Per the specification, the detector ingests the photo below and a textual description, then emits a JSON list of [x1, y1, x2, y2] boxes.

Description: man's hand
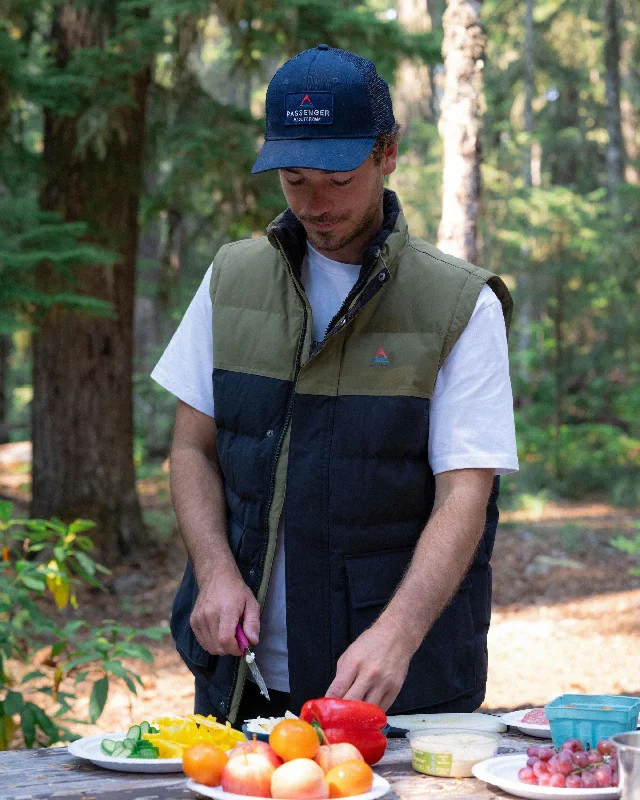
[[325, 621, 413, 711], [190, 569, 261, 657]]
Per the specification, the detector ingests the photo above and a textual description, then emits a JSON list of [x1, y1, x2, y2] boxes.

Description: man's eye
[[332, 178, 353, 187], [285, 178, 304, 186]]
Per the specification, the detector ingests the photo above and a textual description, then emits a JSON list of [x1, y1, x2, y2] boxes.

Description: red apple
[[228, 739, 284, 769], [220, 752, 275, 797], [314, 743, 364, 774], [271, 758, 329, 799]]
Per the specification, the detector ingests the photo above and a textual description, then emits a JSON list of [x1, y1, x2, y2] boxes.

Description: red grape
[[587, 748, 602, 764], [611, 771, 618, 787], [526, 756, 538, 767], [561, 738, 584, 753], [597, 739, 615, 756], [572, 751, 589, 768], [581, 771, 598, 788], [533, 760, 550, 777], [549, 773, 566, 788], [594, 764, 613, 788], [538, 773, 552, 786], [527, 746, 540, 758], [537, 746, 554, 761], [565, 774, 584, 788], [518, 767, 537, 785], [555, 753, 574, 776], [548, 754, 561, 772]]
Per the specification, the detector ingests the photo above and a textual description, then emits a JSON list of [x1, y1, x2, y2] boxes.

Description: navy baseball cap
[[252, 44, 396, 174]]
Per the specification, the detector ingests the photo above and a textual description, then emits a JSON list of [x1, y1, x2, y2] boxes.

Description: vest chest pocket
[[344, 548, 476, 713]]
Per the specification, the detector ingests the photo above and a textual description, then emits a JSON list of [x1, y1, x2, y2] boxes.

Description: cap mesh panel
[[328, 48, 396, 134]]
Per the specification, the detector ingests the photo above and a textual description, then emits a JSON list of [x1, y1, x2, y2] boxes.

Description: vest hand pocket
[[344, 548, 476, 713]]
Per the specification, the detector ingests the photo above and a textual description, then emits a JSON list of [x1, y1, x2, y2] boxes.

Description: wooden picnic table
[[0, 728, 540, 800]]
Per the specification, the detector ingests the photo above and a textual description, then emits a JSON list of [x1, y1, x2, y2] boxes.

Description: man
[[152, 45, 518, 724]]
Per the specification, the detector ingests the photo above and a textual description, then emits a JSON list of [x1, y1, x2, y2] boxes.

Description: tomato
[[269, 719, 320, 762], [326, 759, 374, 798], [182, 742, 229, 786]]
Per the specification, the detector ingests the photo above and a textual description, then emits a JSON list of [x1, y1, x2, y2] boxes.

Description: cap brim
[[251, 137, 376, 174]]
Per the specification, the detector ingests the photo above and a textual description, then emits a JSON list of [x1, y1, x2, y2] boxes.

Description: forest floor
[[1, 441, 640, 740]]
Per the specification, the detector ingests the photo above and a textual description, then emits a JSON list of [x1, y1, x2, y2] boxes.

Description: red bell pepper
[[299, 697, 387, 765]]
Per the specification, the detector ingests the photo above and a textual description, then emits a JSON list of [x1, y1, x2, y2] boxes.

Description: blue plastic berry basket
[[545, 694, 640, 749]]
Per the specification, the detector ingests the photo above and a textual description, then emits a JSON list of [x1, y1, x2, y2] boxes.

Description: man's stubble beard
[[304, 176, 384, 256]]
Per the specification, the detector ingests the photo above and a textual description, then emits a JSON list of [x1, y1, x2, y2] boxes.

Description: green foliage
[[611, 523, 640, 577], [0, 501, 169, 748]]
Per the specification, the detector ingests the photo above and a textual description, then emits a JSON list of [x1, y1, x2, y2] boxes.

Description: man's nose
[[304, 187, 331, 218]]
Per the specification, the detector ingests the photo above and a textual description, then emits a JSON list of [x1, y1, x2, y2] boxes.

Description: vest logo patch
[[371, 348, 390, 366], [285, 92, 334, 125]]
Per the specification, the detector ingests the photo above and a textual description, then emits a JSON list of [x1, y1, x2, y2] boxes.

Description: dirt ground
[[2, 443, 640, 739]]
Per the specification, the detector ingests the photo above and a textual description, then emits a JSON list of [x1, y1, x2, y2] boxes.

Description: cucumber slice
[[122, 737, 138, 749], [119, 745, 133, 758], [139, 721, 151, 734], [127, 724, 141, 740], [131, 748, 159, 759], [111, 742, 126, 757], [100, 739, 117, 755]]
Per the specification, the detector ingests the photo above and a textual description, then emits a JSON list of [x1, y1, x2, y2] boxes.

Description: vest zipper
[[226, 232, 309, 723], [308, 250, 391, 361]]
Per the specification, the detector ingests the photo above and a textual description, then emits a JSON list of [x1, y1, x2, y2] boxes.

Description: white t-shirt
[[152, 243, 519, 692]]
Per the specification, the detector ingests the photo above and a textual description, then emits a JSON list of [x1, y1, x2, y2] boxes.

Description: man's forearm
[[170, 443, 238, 586], [377, 469, 494, 652]]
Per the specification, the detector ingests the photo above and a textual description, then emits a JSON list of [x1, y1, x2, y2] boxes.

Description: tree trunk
[[604, 0, 626, 211], [437, 0, 486, 264], [427, 0, 446, 123], [32, 2, 151, 559], [620, 0, 639, 184], [0, 336, 9, 445], [552, 276, 564, 481], [394, 0, 432, 129], [517, 0, 536, 390]]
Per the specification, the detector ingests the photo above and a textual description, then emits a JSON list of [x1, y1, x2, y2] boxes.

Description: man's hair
[[370, 123, 401, 164]]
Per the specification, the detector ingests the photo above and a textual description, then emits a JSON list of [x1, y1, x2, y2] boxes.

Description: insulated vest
[[171, 191, 513, 722]]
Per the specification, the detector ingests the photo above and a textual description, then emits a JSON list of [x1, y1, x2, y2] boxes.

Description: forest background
[[0, 0, 640, 749]]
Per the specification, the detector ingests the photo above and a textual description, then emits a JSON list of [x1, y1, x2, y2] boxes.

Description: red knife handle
[[235, 624, 249, 655]]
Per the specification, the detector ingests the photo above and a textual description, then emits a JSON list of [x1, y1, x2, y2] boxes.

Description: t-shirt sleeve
[[150, 264, 215, 418], [428, 284, 519, 476]]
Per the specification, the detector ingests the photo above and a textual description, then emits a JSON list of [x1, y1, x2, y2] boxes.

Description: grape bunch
[[518, 738, 618, 789]]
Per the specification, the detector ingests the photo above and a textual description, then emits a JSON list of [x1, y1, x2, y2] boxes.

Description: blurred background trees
[[0, 0, 638, 555]]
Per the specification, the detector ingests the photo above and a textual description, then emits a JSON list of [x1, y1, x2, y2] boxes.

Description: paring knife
[[235, 623, 270, 701]]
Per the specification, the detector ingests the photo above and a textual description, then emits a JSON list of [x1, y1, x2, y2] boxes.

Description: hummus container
[[407, 728, 500, 778]]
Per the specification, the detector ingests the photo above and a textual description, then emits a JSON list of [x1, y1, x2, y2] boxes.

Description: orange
[[182, 742, 229, 786], [326, 759, 374, 798], [269, 719, 320, 762]]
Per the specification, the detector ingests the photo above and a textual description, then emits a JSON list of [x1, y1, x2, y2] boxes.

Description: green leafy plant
[[611, 523, 640, 577], [0, 500, 168, 749]]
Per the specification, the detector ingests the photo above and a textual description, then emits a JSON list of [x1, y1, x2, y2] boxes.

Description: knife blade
[[235, 623, 270, 701]]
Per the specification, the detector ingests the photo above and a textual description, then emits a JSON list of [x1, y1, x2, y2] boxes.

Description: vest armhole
[[438, 269, 488, 371]]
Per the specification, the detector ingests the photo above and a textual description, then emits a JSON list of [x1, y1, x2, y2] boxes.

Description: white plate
[[500, 709, 552, 739], [186, 773, 390, 800], [472, 754, 620, 800], [67, 732, 184, 772]]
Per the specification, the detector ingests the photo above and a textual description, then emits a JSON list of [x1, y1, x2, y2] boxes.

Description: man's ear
[[382, 142, 398, 177]]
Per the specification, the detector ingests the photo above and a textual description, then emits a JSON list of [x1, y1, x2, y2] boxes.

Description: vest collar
[[266, 189, 408, 283]]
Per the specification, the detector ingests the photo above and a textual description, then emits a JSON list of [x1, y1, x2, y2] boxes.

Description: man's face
[[278, 143, 397, 264]]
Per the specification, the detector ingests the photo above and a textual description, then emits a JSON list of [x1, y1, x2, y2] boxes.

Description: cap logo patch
[[285, 92, 334, 125]]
